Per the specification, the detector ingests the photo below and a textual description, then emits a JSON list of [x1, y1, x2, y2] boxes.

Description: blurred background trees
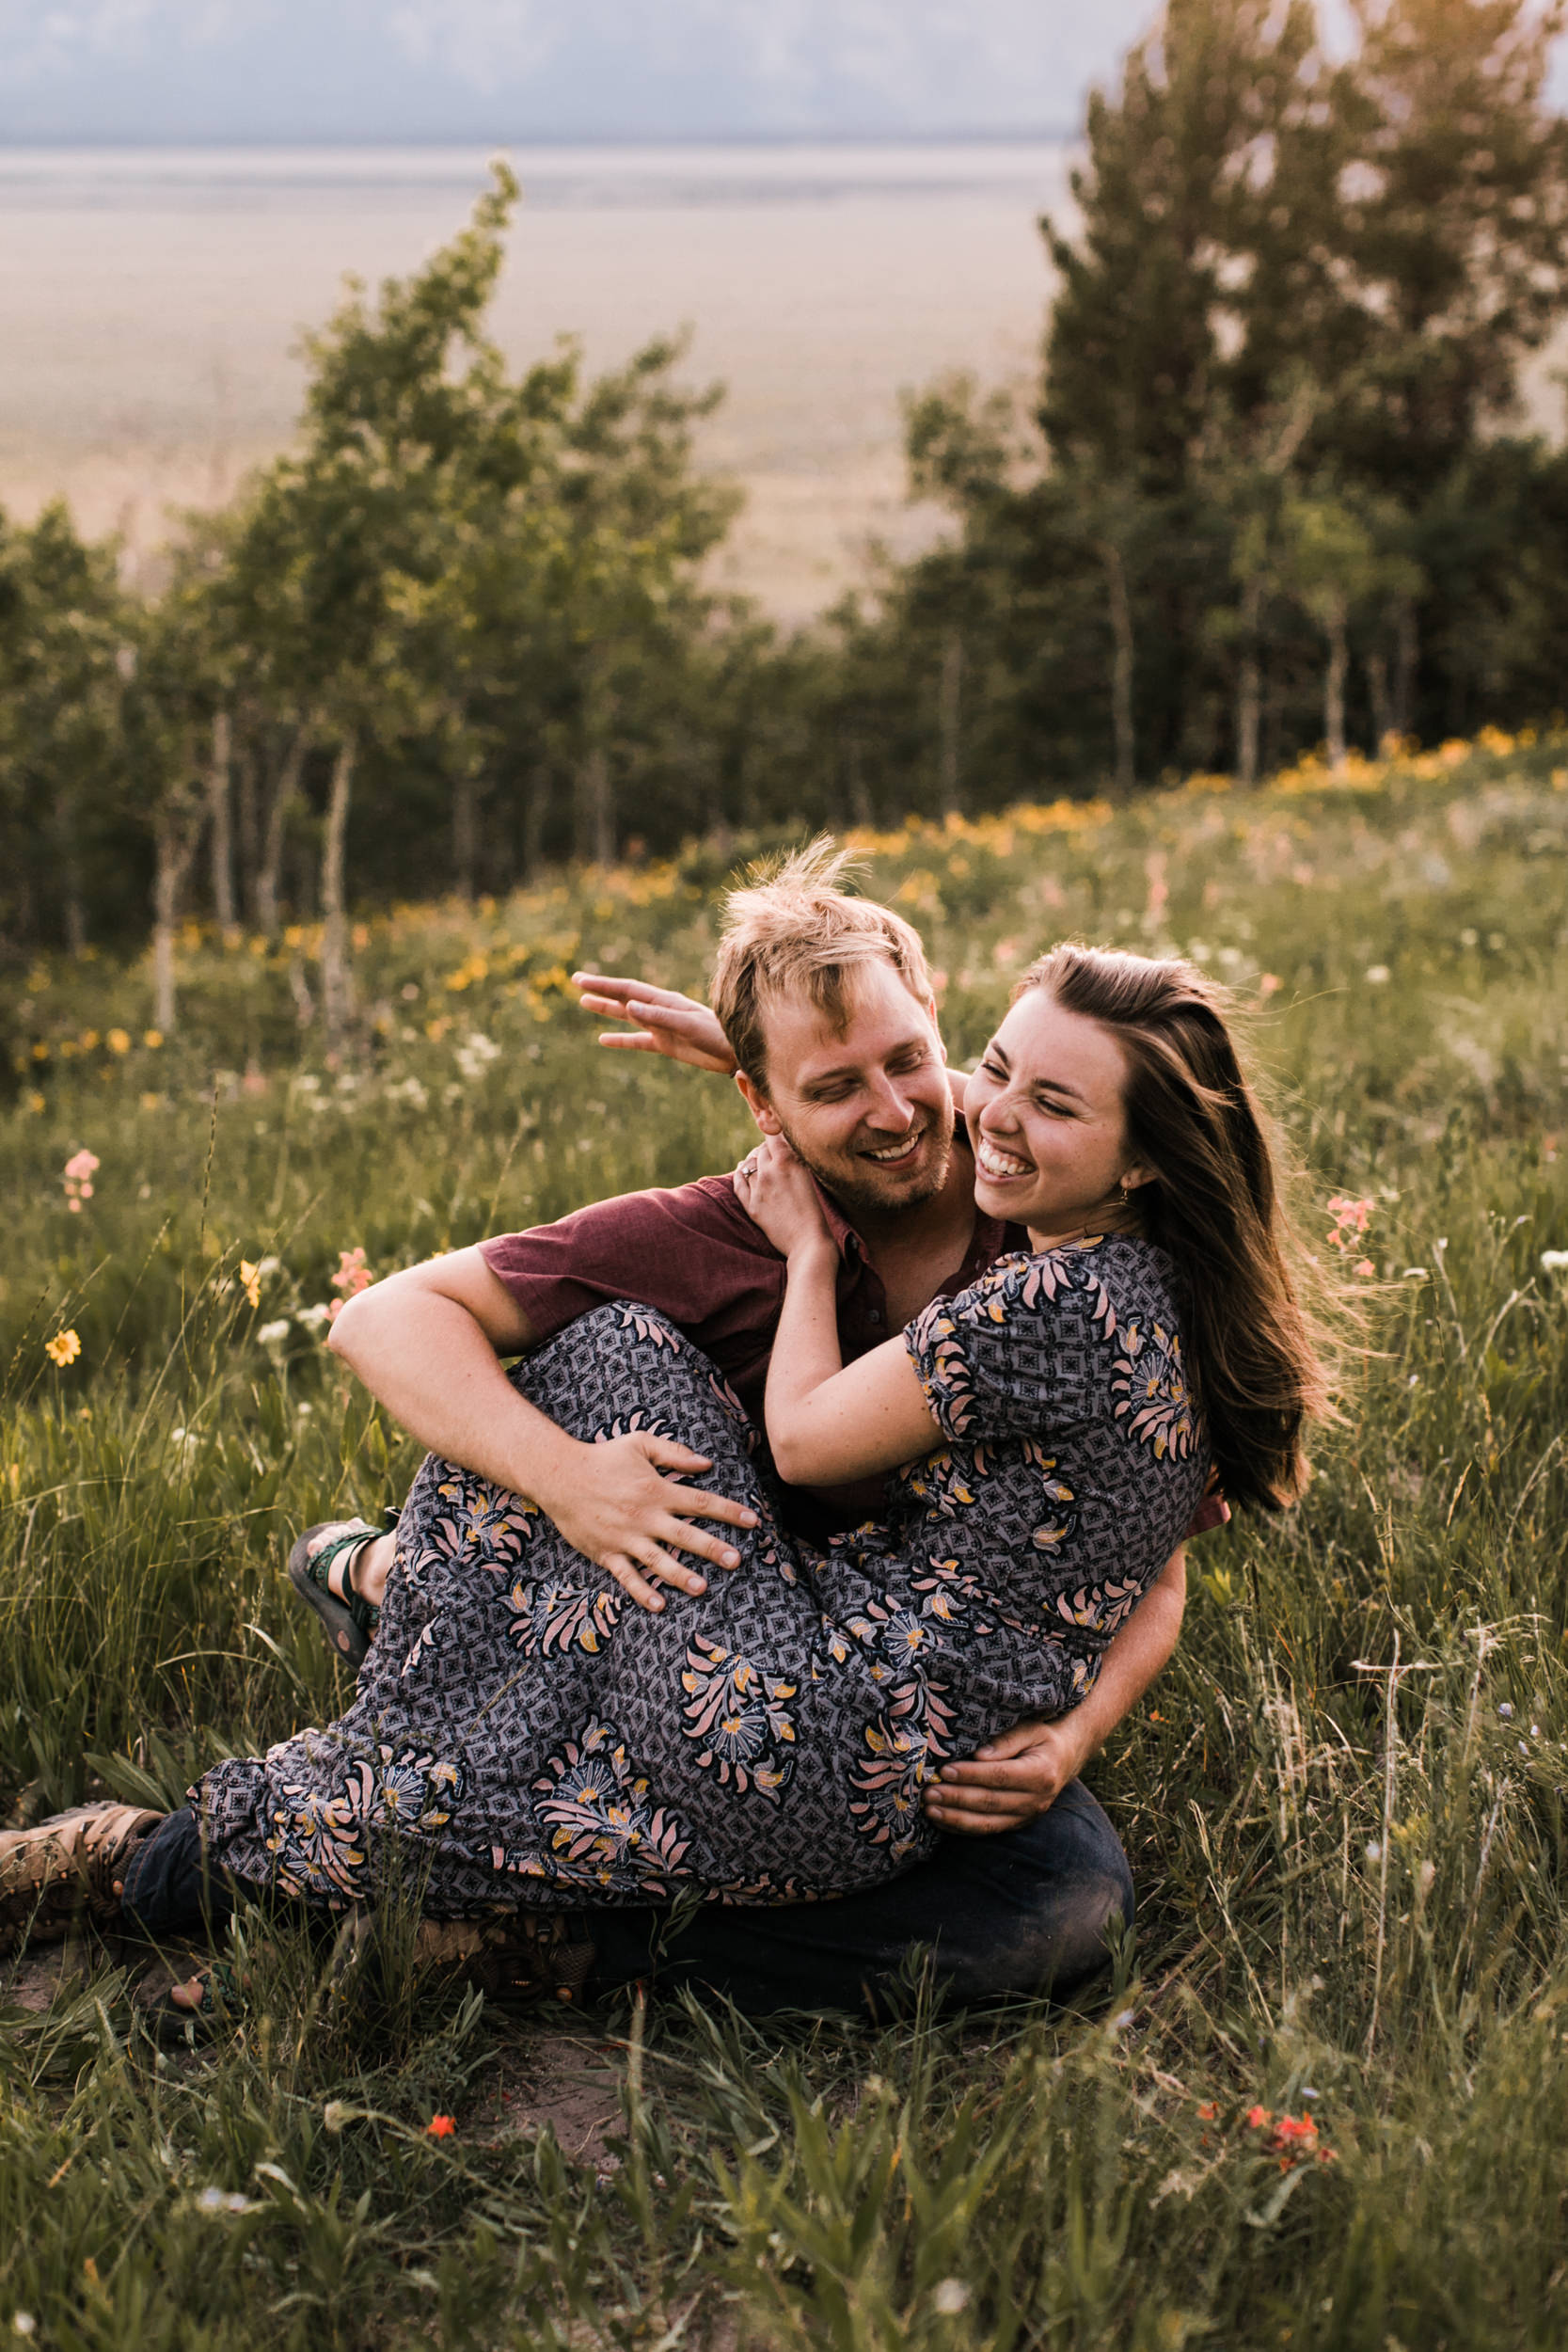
[[5, 0, 1568, 1024]]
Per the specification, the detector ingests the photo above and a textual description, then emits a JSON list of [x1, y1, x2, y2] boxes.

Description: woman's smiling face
[[965, 985, 1149, 1246]]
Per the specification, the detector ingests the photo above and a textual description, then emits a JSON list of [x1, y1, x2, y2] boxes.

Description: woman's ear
[[736, 1070, 784, 1137], [1120, 1164, 1155, 1194]]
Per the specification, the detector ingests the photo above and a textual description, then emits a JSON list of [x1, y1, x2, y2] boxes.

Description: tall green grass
[[2, 739, 1566, 2346]]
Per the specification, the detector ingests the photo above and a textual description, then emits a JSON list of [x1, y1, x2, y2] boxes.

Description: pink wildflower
[[1326, 1195, 1376, 1253], [63, 1149, 100, 1212]]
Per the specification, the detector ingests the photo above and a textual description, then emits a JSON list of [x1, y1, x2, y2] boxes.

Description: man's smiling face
[[738, 959, 956, 1219]]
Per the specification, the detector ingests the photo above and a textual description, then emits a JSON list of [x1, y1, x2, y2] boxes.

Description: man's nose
[[863, 1073, 915, 1129]]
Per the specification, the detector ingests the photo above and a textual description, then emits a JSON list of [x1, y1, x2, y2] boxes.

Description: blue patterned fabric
[[198, 1236, 1208, 1912]]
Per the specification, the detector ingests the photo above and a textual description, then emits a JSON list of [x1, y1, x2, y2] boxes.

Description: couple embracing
[[2, 844, 1328, 2024]]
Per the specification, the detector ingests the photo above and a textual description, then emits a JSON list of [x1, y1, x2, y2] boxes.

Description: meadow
[[2, 735, 1567, 2349]]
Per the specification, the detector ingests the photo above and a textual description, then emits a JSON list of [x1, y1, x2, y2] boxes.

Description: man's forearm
[[1059, 1552, 1186, 1765], [328, 1282, 579, 1508]]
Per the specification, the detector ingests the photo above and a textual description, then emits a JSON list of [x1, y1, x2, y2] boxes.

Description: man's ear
[[736, 1070, 784, 1136]]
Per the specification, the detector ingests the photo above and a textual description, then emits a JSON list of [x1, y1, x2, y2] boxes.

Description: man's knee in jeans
[[941, 1784, 1135, 2004]]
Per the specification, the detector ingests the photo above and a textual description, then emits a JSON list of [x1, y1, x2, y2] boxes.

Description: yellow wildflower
[[106, 1028, 132, 1055], [239, 1260, 262, 1311], [143, 1028, 164, 1050], [45, 1328, 82, 1367]]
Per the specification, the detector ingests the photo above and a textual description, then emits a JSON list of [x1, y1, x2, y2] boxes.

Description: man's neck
[[830, 1144, 979, 1310]]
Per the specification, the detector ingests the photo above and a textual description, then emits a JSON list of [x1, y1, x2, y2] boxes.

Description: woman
[[1, 947, 1329, 1988]]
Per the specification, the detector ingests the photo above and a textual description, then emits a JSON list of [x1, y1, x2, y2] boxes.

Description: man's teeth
[[976, 1137, 1032, 1179], [864, 1134, 921, 1162]]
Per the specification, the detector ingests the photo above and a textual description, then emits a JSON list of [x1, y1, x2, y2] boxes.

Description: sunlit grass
[[1, 733, 1566, 2346]]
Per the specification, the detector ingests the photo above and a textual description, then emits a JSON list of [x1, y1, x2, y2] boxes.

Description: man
[[310, 843, 1213, 2016]]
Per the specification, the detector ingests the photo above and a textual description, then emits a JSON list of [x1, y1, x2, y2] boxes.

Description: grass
[[1, 731, 1566, 2348]]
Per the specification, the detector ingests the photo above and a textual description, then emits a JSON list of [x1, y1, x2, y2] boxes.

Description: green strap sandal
[[287, 1516, 393, 1670]]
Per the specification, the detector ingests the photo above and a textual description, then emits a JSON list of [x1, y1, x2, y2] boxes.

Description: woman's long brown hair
[[1014, 944, 1332, 1511]]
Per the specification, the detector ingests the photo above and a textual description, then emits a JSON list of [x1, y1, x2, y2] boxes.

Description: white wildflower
[[257, 1319, 292, 1348], [1541, 1250, 1568, 1274], [932, 2280, 971, 2315], [1365, 964, 1390, 984], [296, 1303, 331, 1331]]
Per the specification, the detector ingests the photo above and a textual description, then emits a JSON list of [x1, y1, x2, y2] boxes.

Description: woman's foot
[[0, 1803, 163, 1953], [287, 1519, 394, 1669]]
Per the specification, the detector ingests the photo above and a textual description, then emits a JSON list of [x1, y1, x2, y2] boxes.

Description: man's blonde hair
[[711, 837, 934, 1089]]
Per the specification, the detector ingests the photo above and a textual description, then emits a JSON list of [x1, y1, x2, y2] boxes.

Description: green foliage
[[1, 746, 1566, 2345]]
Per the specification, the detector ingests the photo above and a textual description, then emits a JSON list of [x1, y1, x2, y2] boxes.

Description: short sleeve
[[905, 1251, 1117, 1445]]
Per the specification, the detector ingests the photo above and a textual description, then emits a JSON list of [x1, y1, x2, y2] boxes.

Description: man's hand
[[922, 1716, 1090, 1835], [573, 973, 737, 1074], [544, 1429, 760, 1616]]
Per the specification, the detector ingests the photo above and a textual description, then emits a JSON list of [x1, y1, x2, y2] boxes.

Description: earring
[[1118, 1182, 1131, 1207]]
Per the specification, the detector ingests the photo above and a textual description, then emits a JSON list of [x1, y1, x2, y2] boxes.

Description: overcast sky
[[0, 1, 1162, 142]]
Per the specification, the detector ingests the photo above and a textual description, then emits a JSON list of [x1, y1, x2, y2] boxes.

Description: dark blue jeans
[[120, 1778, 1132, 2018]]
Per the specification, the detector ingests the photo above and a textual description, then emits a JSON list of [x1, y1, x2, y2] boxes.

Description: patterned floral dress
[[199, 1235, 1209, 1913]]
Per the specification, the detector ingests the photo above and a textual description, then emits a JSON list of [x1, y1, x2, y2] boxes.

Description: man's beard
[[776, 1102, 956, 1223]]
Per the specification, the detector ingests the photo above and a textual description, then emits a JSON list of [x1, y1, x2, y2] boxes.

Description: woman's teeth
[[976, 1136, 1032, 1180]]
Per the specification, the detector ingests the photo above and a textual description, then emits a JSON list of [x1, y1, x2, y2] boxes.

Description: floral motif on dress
[[497, 1718, 696, 1896], [415, 1472, 540, 1578], [1111, 1322, 1196, 1460], [847, 1677, 957, 1855], [507, 1577, 624, 1658], [261, 1746, 465, 1902], [680, 1633, 797, 1797]]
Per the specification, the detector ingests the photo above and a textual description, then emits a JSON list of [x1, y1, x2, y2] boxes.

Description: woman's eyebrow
[[1031, 1073, 1088, 1104]]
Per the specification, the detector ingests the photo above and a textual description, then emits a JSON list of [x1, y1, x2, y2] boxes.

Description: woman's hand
[[543, 1430, 760, 1616], [573, 973, 737, 1074], [734, 1135, 834, 1262]]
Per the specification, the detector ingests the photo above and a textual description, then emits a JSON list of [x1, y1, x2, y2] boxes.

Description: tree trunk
[[320, 739, 356, 1054], [522, 768, 548, 879], [1097, 539, 1135, 793], [1236, 575, 1263, 789], [207, 707, 235, 929], [150, 803, 202, 1035], [452, 765, 479, 902], [1367, 651, 1393, 753], [581, 744, 615, 867], [1392, 596, 1418, 740], [844, 734, 873, 829], [938, 631, 964, 818], [258, 725, 309, 937], [1325, 602, 1349, 769], [235, 738, 260, 924], [59, 792, 87, 956]]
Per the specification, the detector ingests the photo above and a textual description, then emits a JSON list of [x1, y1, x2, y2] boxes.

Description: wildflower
[[106, 1027, 131, 1055], [297, 1302, 331, 1332], [426, 2114, 456, 2138], [143, 1028, 163, 1049], [1354, 1258, 1375, 1279], [62, 1148, 100, 1211], [1498, 1702, 1514, 1721], [45, 1328, 82, 1367], [1196, 2101, 1218, 2121], [1365, 964, 1390, 984], [257, 1319, 292, 1347], [1244, 2106, 1273, 2131], [239, 1260, 262, 1311], [326, 1248, 374, 1323], [1541, 1250, 1568, 1275], [13, 2315, 37, 2339], [1326, 1196, 1375, 1253], [932, 2281, 970, 2315], [1258, 972, 1281, 997]]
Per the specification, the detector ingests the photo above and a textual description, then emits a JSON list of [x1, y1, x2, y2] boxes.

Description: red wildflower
[[426, 2114, 456, 2138]]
